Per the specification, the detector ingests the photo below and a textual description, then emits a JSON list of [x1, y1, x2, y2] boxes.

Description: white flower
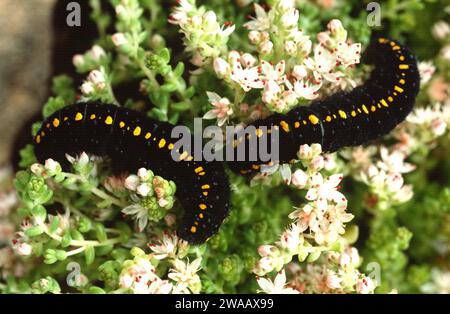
[[377, 147, 415, 174], [260, 60, 287, 85], [323, 154, 337, 171], [125, 175, 140, 191], [169, 0, 195, 25], [87, 70, 106, 89], [291, 169, 308, 189], [304, 44, 340, 83], [30, 163, 44, 175], [90, 45, 105, 61], [136, 183, 151, 197], [290, 79, 322, 100], [148, 232, 188, 260], [256, 270, 299, 294], [326, 271, 342, 289], [81, 82, 94, 95], [418, 61, 436, 85], [44, 159, 59, 173], [306, 173, 346, 211], [15, 243, 32, 256], [335, 41, 361, 67], [213, 57, 230, 77], [297, 144, 323, 162], [258, 245, 277, 257], [292, 65, 307, 80], [122, 204, 148, 231], [148, 279, 173, 294], [285, 40, 297, 55], [119, 256, 159, 293], [260, 40, 274, 54], [356, 277, 375, 294], [248, 30, 261, 44], [441, 45, 450, 62], [112, 33, 128, 46], [158, 198, 169, 208], [431, 117, 447, 136], [137, 168, 150, 181], [72, 54, 84, 67], [278, 0, 295, 10], [241, 53, 257, 67], [227, 52, 264, 92], [432, 21, 450, 40], [421, 269, 450, 294], [281, 8, 299, 28], [204, 92, 234, 126], [168, 258, 202, 294], [289, 204, 319, 232], [277, 224, 302, 252], [328, 19, 345, 36], [244, 4, 270, 31]]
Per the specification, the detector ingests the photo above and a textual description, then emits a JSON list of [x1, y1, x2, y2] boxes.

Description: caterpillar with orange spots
[[34, 101, 230, 244], [227, 36, 420, 175], [33, 36, 419, 244]]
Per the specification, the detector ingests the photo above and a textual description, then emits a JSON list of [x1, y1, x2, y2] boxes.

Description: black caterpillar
[[34, 37, 420, 244]]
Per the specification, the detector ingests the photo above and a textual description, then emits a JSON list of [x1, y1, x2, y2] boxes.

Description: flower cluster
[[287, 248, 376, 294], [169, 0, 235, 67], [253, 144, 360, 290], [122, 168, 176, 231], [358, 147, 414, 210], [118, 234, 202, 294], [170, 0, 362, 119]]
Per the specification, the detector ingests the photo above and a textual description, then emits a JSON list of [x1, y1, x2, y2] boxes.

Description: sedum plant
[[0, 0, 449, 294]]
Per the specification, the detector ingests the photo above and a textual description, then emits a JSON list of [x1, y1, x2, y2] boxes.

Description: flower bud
[[298, 144, 312, 160], [16, 243, 32, 256], [309, 156, 325, 171], [328, 19, 344, 35], [112, 33, 128, 46], [259, 32, 270, 42], [158, 198, 169, 208], [248, 31, 260, 44], [88, 70, 106, 89], [241, 53, 257, 67], [258, 245, 276, 257], [356, 277, 375, 294], [30, 163, 44, 176], [81, 82, 94, 95], [284, 41, 297, 55], [278, 0, 295, 10], [44, 159, 60, 174], [90, 45, 105, 61], [125, 175, 140, 191], [115, 5, 126, 17], [213, 57, 230, 77], [137, 168, 150, 181], [281, 8, 299, 28], [291, 169, 308, 189], [78, 152, 90, 168], [203, 11, 217, 26], [432, 21, 450, 40], [431, 118, 446, 136], [137, 183, 151, 197], [292, 65, 307, 80], [326, 272, 342, 289], [72, 54, 84, 67]]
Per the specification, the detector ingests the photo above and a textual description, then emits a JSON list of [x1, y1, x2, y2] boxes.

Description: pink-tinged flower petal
[[316, 197, 328, 212], [306, 188, 318, 201], [326, 173, 343, 188]]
